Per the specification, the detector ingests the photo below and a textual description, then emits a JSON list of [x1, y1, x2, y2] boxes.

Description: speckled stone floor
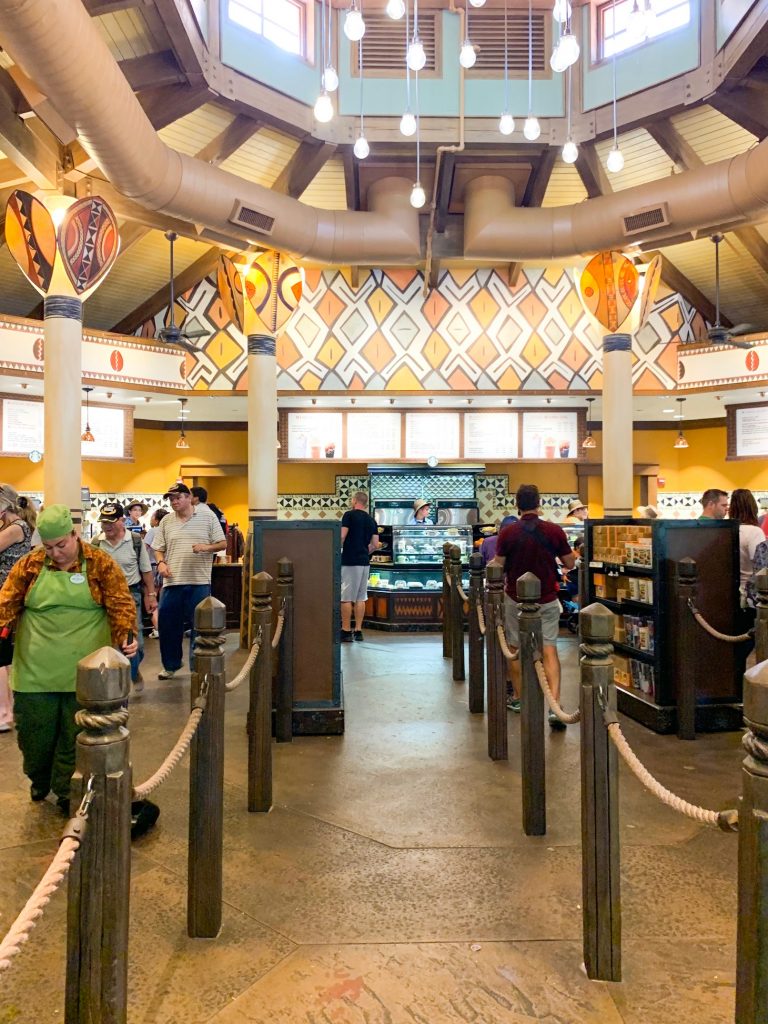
[[0, 630, 744, 1023]]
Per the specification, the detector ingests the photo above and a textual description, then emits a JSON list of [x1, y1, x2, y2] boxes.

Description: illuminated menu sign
[[464, 412, 519, 458], [735, 405, 768, 458], [346, 413, 401, 459], [286, 412, 343, 459], [2, 398, 129, 460], [405, 412, 460, 459], [521, 412, 578, 459]]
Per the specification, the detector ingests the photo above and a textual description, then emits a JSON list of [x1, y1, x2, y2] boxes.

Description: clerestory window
[[600, 0, 691, 58], [228, 0, 308, 58]]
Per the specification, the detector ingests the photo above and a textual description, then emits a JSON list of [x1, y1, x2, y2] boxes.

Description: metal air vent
[[622, 204, 670, 236], [229, 200, 275, 236], [470, 13, 547, 72], [352, 14, 438, 74]]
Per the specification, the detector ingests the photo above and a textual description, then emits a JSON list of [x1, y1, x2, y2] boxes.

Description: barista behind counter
[[410, 499, 432, 525]]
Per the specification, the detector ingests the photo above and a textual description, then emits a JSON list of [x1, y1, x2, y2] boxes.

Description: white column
[[44, 295, 83, 529], [247, 333, 277, 521], [602, 333, 633, 518]]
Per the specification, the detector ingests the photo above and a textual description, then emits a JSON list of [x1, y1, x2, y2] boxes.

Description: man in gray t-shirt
[[152, 483, 226, 679]]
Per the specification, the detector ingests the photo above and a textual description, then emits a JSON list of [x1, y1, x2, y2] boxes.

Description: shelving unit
[[585, 518, 742, 733]]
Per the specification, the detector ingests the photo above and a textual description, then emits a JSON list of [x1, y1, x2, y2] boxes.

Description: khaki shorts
[[341, 565, 370, 603], [504, 595, 562, 647]]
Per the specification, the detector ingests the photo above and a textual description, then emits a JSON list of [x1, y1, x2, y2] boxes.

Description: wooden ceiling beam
[[195, 114, 260, 166], [646, 250, 731, 328], [708, 88, 768, 139], [433, 152, 456, 235], [646, 120, 703, 171], [272, 139, 338, 199], [83, 0, 138, 13], [0, 70, 60, 188], [508, 262, 524, 288], [137, 83, 210, 132], [118, 51, 186, 92], [733, 225, 768, 276], [342, 146, 359, 211], [0, 158, 29, 188], [521, 148, 557, 208], [111, 245, 223, 336], [4, 65, 77, 145], [574, 141, 612, 198]]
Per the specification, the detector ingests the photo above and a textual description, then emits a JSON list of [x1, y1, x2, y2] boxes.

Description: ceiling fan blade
[[181, 328, 209, 339], [723, 338, 756, 350], [729, 323, 758, 337]]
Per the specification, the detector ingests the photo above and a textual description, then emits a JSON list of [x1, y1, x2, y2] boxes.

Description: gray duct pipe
[[0, 0, 420, 264], [3, 0, 768, 262]]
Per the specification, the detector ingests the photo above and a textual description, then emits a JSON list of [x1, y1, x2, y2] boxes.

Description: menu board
[[405, 412, 460, 459], [521, 412, 578, 459], [346, 413, 401, 459], [2, 399, 129, 459], [286, 412, 343, 459], [735, 405, 768, 458], [464, 412, 519, 458]]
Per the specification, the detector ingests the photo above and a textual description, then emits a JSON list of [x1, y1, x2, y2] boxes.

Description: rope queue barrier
[[455, 581, 469, 604], [225, 627, 263, 692], [532, 649, 581, 725], [476, 600, 486, 636], [0, 778, 96, 972], [133, 677, 209, 800], [688, 598, 753, 643], [496, 623, 519, 662], [271, 598, 286, 649], [467, 552, 485, 714], [449, 545, 466, 683]]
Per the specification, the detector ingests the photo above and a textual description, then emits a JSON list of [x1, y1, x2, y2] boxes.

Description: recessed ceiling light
[[663, 408, 674, 413]]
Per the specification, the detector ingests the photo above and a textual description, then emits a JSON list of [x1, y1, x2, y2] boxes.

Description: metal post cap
[[251, 571, 273, 594], [677, 557, 697, 581], [277, 557, 293, 577], [516, 571, 541, 600], [77, 646, 130, 705], [580, 602, 616, 639], [194, 595, 227, 630], [743, 660, 768, 729]]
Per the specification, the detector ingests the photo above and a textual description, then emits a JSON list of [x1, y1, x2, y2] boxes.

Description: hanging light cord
[[358, 1, 364, 129], [415, 65, 421, 183], [405, 0, 411, 108], [320, 0, 326, 84], [611, 0, 618, 147], [503, 0, 509, 112], [527, 0, 533, 113], [566, 64, 572, 140]]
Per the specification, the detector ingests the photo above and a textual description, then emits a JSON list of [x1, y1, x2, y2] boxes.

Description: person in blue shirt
[[410, 499, 431, 525]]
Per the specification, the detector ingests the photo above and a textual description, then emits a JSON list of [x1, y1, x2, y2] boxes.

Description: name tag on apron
[[69, 573, 85, 584]]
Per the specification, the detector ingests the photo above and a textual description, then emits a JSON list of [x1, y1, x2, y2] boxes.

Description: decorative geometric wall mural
[[136, 265, 704, 393]]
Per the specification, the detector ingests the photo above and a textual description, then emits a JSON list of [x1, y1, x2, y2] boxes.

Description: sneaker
[[148, 629, 159, 639], [131, 799, 160, 840], [133, 671, 145, 694], [506, 696, 521, 713], [158, 668, 176, 679], [0, 722, 12, 733], [340, 630, 354, 643], [30, 786, 48, 802], [353, 630, 364, 641], [548, 710, 567, 731], [56, 797, 70, 816]]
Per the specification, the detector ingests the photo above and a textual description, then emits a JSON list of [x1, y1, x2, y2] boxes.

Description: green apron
[[13, 559, 112, 693]]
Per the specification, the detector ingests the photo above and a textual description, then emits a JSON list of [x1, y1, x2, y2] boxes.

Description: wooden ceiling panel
[[219, 127, 301, 186], [94, 9, 161, 61], [158, 104, 236, 157], [540, 161, 587, 208], [298, 156, 349, 211], [670, 105, 758, 164], [593, 128, 673, 191]]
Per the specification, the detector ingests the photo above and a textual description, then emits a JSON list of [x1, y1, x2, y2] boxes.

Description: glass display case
[[391, 525, 473, 565]]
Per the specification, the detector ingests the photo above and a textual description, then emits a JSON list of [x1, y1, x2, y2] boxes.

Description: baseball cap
[[37, 504, 74, 541], [99, 501, 124, 523], [163, 483, 191, 499]]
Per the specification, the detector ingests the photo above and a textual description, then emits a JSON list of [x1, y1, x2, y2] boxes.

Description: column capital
[[44, 295, 83, 320], [603, 333, 632, 353], [247, 333, 276, 356]]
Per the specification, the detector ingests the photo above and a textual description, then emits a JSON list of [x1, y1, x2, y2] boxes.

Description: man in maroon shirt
[[492, 484, 576, 729]]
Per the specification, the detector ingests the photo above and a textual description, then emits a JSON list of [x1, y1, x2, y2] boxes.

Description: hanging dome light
[[606, 145, 625, 173], [385, 0, 405, 17], [499, 112, 515, 136], [322, 65, 339, 92], [313, 91, 334, 122], [459, 39, 476, 69], [469, 0, 487, 5], [549, 41, 568, 73], [343, 3, 366, 41], [410, 182, 426, 209], [562, 138, 578, 163], [399, 110, 417, 137], [558, 32, 580, 67], [81, 386, 95, 443], [407, 36, 427, 71], [353, 132, 370, 159], [523, 115, 542, 141], [552, 0, 572, 23]]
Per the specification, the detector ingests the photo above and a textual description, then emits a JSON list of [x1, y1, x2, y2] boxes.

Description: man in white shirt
[[97, 502, 158, 693], [152, 483, 226, 679]]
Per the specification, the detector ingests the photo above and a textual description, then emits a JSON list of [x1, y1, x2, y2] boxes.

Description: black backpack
[[92, 531, 145, 574]]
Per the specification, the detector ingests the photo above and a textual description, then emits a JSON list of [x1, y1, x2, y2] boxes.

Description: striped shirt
[[152, 507, 225, 586]]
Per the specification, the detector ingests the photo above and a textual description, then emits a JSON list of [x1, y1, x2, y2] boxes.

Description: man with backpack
[[492, 484, 576, 730], [95, 502, 158, 693]]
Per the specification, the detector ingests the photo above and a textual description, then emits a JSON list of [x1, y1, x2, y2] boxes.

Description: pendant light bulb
[[400, 110, 417, 136], [523, 115, 542, 140], [562, 138, 578, 163], [313, 91, 334, 123], [627, 0, 647, 40], [552, 0, 572, 22], [407, 37, 427, 71], [549, 41, 568, 73], [343, 4, 366, 41], [606, 145, 625, 173], [322, 65, 339, 92], [353, 132, 370, 159], [459, 39, 477, 69], [386, 0, 405, 17], [558, 32, 580, 67], [499, 112, 515, 136], [410, 182, 426, 209], [468, 0, 487, 6]]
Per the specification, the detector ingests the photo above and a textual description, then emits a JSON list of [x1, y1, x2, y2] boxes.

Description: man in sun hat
[[410, 498, 432, 525], [0, 504, 137, 815], [567, 498, 588, 522]]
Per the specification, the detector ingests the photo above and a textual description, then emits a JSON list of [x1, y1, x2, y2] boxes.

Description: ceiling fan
[[706, 234, 757, 349], [156, 231, 209, 352]]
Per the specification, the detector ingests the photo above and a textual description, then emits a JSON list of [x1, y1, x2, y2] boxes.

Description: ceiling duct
[[622, 204, 670, 236], [229, 201, 276, 237]]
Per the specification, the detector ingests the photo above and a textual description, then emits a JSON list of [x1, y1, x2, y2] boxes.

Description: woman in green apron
[[0, 505, 137, 814]]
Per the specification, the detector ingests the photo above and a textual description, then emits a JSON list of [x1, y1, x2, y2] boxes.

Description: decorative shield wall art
[[4, 190, 56, 294], [638, 253, 663, 328], [246, 251, 303, 334], [59, 197, 120, 295], [217, 255, 246, 333], [578, 251, 639, 333]]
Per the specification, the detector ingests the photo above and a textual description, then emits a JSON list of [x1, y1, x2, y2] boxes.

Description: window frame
[[226, 0, 314, 64], [596, 0, 692, 61]]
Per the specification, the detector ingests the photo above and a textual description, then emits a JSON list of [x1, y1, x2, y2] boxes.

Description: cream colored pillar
[[247, 334, 278, 521], [43, 296, 85, 527], [602, 333, 634, 517]]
